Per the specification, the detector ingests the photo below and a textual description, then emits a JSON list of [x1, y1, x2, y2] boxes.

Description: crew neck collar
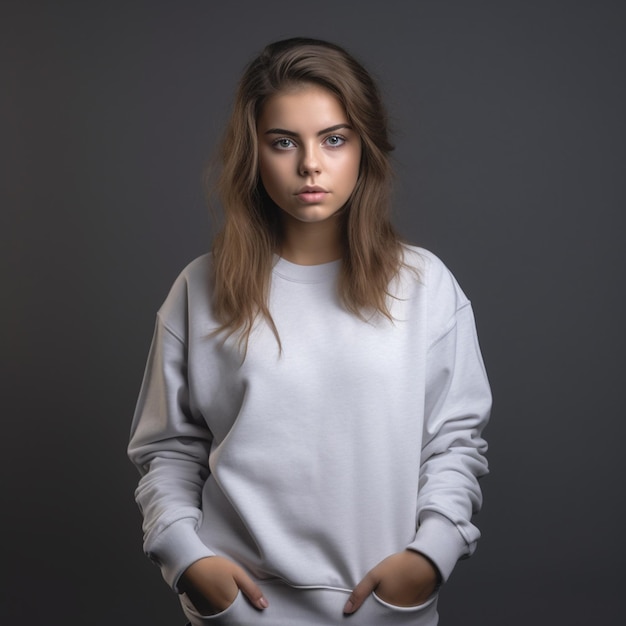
[[272, 255, 341, 283]]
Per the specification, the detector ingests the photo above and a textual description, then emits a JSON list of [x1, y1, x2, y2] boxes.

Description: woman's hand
[[179, 556, 269, 615], [344, 550, 440, 614]]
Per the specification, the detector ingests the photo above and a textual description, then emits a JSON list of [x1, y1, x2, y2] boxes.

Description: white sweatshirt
[[127, 246, 491, 624]]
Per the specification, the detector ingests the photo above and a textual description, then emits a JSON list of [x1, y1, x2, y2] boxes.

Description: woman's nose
[[298, 145, 321, 176]]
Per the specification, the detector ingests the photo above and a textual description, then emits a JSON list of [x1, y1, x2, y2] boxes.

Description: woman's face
[[257, 84, 361, 226]]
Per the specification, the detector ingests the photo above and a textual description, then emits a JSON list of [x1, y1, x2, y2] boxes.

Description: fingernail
[[259, 596, 269, 609], [344, 600, 354, 613]]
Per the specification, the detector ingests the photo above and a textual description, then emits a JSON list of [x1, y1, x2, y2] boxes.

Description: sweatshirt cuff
[[146, 518, 215, 591], [406, 511, 469, 583]]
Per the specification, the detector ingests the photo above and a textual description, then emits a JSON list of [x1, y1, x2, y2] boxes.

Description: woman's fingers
[[232, 567, 269, 610], [180, 556, 268, 613], [343, 570, 378, 614], [344, 550, 440, 614]]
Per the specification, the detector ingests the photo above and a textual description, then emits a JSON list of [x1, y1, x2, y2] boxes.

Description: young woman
[[128, 37, 491, 626]]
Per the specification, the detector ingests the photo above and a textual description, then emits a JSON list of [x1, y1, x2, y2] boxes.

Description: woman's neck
[[279, 215, 343, 265]]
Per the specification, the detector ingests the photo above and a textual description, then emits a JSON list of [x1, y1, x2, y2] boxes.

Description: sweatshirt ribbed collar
[[272, 255, 341, 284]]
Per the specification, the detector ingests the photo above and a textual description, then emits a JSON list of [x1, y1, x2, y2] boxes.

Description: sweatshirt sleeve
[[127, 310, 215, 591], [407, 262, 492, 582]]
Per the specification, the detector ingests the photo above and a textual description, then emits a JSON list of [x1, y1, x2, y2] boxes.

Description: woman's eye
[[325, 135, 345, 147], [274, 138, 295, 149]]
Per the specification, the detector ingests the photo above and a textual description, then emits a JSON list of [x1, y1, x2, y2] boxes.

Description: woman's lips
[[296, 187, 328, 203], [296, 191, 328, 203]]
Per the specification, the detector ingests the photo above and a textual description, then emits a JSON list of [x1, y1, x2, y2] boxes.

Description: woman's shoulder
[[399, 244, 470, 309], [177, 252, 213, 285], [401, 244, 454, 283], [156, 252, 214, 331], [162, 252, 212, 298]]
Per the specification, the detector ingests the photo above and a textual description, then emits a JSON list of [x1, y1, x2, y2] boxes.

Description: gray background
[[2, 1, 624, 624]]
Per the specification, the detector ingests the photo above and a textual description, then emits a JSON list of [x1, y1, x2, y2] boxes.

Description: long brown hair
[[211, 37, 407, 350]]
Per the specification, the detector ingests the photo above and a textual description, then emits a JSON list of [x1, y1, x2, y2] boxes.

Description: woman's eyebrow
[[263, 123, 353, 137]]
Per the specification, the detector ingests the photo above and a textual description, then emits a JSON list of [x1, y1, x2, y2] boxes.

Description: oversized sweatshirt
[[127, 246, 491, 625]]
